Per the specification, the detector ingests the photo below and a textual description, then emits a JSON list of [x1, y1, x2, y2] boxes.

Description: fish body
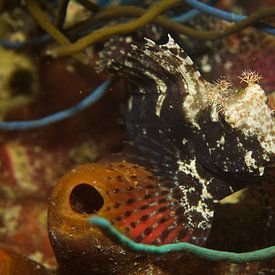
[[97, 35, 275, 246]]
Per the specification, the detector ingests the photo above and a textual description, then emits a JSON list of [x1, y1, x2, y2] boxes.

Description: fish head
[[196, 74, 274, 178]]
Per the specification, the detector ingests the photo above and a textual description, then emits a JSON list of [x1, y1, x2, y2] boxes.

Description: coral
[[48, 162, 162, 274], [0, 1, 274, 274], [238, 70, 263, 86], [0, 247, 50, 275], [0, 48, 38, 119], [48, 161, 275, 273], [0, 51, 125, 272]]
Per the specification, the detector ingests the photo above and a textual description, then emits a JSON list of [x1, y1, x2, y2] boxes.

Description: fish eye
[[218, 113, 235, 133]]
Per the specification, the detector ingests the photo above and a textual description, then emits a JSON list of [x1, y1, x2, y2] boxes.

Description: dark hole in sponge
[[70, 184, 104, 214], [9, 68, 34, 96]]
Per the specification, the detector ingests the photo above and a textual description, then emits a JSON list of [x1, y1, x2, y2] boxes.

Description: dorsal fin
[[98, 35, 202, 88], [98, 35, 209, 126]]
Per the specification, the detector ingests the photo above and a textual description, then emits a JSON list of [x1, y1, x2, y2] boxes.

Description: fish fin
[[98, 135, 217, 245], [97, 160, 213, 246], [97, 35, 202, 95], [126, 135, 235, 199]]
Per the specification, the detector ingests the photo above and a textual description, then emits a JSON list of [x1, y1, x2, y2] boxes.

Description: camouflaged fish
[[96, 35, 275, 246]]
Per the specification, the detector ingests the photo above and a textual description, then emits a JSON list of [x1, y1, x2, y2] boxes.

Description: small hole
[[70, 184, 104, 214], [9, 68, 34, 96]]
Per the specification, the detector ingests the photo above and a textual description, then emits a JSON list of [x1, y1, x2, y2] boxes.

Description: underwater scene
[[0, 0, 274, 274]]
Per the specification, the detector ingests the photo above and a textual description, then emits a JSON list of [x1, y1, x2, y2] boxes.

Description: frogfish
[[93, 35, 274, 246]]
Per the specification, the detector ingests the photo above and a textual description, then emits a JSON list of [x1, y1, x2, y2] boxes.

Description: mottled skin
[[97, 36, 275, 246]]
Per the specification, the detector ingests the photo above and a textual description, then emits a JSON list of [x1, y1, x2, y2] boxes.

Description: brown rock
[[0, 247, 50, 275]]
